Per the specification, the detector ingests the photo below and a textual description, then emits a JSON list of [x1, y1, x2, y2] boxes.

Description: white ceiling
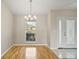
[[2, 0, 77, 15]]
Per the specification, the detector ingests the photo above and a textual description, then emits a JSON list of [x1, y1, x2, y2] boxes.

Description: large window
[[25, 21, 37, 41]]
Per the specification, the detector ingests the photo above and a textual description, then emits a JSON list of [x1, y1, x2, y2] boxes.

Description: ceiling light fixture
[[24, 0, 37, 20]]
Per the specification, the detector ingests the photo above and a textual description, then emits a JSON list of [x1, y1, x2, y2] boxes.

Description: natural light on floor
[[26, 47, 37, 59]]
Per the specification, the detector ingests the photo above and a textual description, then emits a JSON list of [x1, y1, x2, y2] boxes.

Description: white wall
[[14, 15, 48, 44], [48, 9, 77, 49], [1, 2, 14, 55]]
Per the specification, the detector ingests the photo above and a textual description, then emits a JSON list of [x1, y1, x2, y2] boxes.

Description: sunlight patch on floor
[[25, 47, 37, 59]]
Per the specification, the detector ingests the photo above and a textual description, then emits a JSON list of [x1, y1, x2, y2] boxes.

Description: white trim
[[1, 45, 13, 57], [13, 44, 48, 46], [50, 47, 58, 50]]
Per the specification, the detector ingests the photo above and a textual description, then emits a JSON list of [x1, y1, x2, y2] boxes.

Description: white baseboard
[[13, 44, 48, 46], [1, 45, 13, 57]]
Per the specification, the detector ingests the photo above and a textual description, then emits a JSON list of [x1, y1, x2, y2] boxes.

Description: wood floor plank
[[2, 46, 59, 59]]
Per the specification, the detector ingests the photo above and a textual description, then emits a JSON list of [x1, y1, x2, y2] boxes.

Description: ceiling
[[2, 0, 77, 15]]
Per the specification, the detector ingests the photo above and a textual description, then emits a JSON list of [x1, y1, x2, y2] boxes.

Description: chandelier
[[24, 0, 37, 20]]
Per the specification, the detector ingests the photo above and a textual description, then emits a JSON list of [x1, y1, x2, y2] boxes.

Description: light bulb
[[33, 16, 37, 19], [24, 16, 27, 19], [24, 16, 29, 20]]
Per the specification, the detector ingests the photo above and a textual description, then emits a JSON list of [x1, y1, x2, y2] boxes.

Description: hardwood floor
[[2, 46, 59, 59]]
